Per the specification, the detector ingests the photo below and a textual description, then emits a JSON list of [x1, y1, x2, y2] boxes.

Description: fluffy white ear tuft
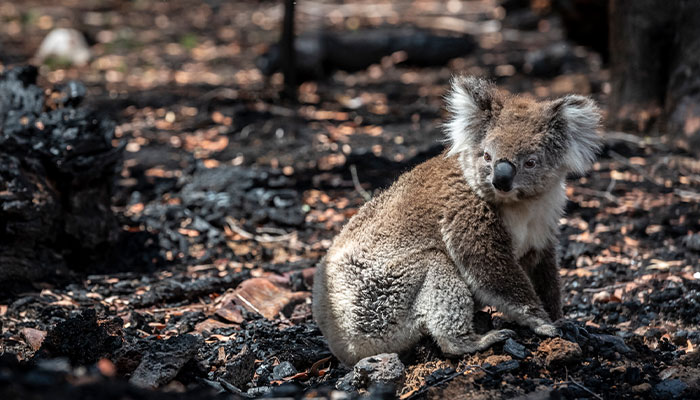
[[556, 95, 602, 175], [444, 76, 497, 157]]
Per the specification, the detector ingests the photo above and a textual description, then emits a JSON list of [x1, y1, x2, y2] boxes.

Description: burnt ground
[[0, 0, 699, 399]]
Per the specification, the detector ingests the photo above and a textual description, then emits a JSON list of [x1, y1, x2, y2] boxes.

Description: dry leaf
[[20, 327, 47, 350], [194, 318, 236, 333], [233, 278, 310, 320]]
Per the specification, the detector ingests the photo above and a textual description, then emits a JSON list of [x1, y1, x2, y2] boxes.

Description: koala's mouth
[[492, 187, 520, 202]]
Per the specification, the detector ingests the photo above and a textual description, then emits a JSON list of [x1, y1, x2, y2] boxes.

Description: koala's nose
[[492, 160, 516, 192]]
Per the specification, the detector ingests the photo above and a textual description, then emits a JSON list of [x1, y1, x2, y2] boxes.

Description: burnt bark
[[609, 0, 700, 152], [0, 66, 124, 294], [280, 0, 297, 100]]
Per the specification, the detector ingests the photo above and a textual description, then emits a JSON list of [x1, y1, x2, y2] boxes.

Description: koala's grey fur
[[312, 76, 602, 365]]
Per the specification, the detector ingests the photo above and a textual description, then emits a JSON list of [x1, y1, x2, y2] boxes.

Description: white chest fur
[[500, 183, 567, 259]]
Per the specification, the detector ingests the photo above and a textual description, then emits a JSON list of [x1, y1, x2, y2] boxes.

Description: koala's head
[[444, 75, 601, 204]]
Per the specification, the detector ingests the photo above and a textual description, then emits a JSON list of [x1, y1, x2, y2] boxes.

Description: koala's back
[[313, 154, 482, 363]]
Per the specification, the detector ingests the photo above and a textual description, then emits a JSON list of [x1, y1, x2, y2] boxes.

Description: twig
[[225, 217, 296, 243], [605, 177, 617, 195], [572, 187, 618, 203], [350, 164, 372, 202], [604, 130, 668, 150], [235, 293, 264, 316]]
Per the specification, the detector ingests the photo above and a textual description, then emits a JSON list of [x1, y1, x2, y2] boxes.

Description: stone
[[128, 334, 202, 389], [352, 353, 405, 389], [272, 361, 298, 380], [224, 345, 256, 389], [653, 379, 688, 399], [336, 371, 356, 392]]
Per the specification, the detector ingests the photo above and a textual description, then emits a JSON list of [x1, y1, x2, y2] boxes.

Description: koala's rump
[[313, 156, 462, 363], [314, 248, 429, 364]]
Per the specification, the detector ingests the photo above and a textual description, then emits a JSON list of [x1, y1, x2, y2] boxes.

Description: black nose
[[492, 161, 515, 192]]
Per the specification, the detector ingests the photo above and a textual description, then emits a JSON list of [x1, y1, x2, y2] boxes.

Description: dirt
[[0, 1, 699, 399]]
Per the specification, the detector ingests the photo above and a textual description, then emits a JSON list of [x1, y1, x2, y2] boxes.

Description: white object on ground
[[34, 28, 91, 66]]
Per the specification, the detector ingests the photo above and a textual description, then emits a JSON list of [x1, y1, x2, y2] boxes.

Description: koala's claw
[[533, 324, 560, 337], [496, 329, 516, 341]]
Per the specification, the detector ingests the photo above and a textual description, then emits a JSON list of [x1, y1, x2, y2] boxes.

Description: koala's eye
[[524, 159, 537, 169], [484, 152, 492, 162]]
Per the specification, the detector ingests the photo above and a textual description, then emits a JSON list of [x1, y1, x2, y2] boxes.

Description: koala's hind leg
[[414, 252, 514, 356]]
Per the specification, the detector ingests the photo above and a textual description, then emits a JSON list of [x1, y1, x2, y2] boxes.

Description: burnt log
[[257, 28, 476, 81], [0, 66, 123, 294], [609, 0, 700, 153]]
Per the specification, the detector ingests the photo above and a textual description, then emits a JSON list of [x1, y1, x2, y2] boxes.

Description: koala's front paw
[[495, 329, 516, 341], [533, 324, 560, 337]]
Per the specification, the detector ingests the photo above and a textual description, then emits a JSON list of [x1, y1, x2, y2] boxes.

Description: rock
[[233, 278, 309, 320], [247, 386, 272, 397], [653, 379, 688, 399], [336, 371, 356, 392], [503, 338, 530, 359], [537, 338, 582, 367], [272, 361, 298, 380], [129, 334, 202, 389], [657, 366, 700, 397], [20, 327, 47, 351], [352, 353, 405, 389], [33, 310, 122, 366], [224, 345, 256, 389], [34, 28, 91, 66]]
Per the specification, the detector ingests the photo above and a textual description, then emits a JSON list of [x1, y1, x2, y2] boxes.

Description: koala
[[312, 76, 602, 365]]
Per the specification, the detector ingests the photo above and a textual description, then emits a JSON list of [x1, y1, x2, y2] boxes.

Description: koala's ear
[[550, 95, 602, 175], [444, 76, 500, 157]]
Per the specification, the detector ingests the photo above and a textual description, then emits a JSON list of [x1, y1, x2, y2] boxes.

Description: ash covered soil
[[1, 1, 699, 399]]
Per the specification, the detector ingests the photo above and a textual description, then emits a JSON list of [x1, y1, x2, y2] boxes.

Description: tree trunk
[[609, 0, 700, 153], [280, 0, 297, 101]]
